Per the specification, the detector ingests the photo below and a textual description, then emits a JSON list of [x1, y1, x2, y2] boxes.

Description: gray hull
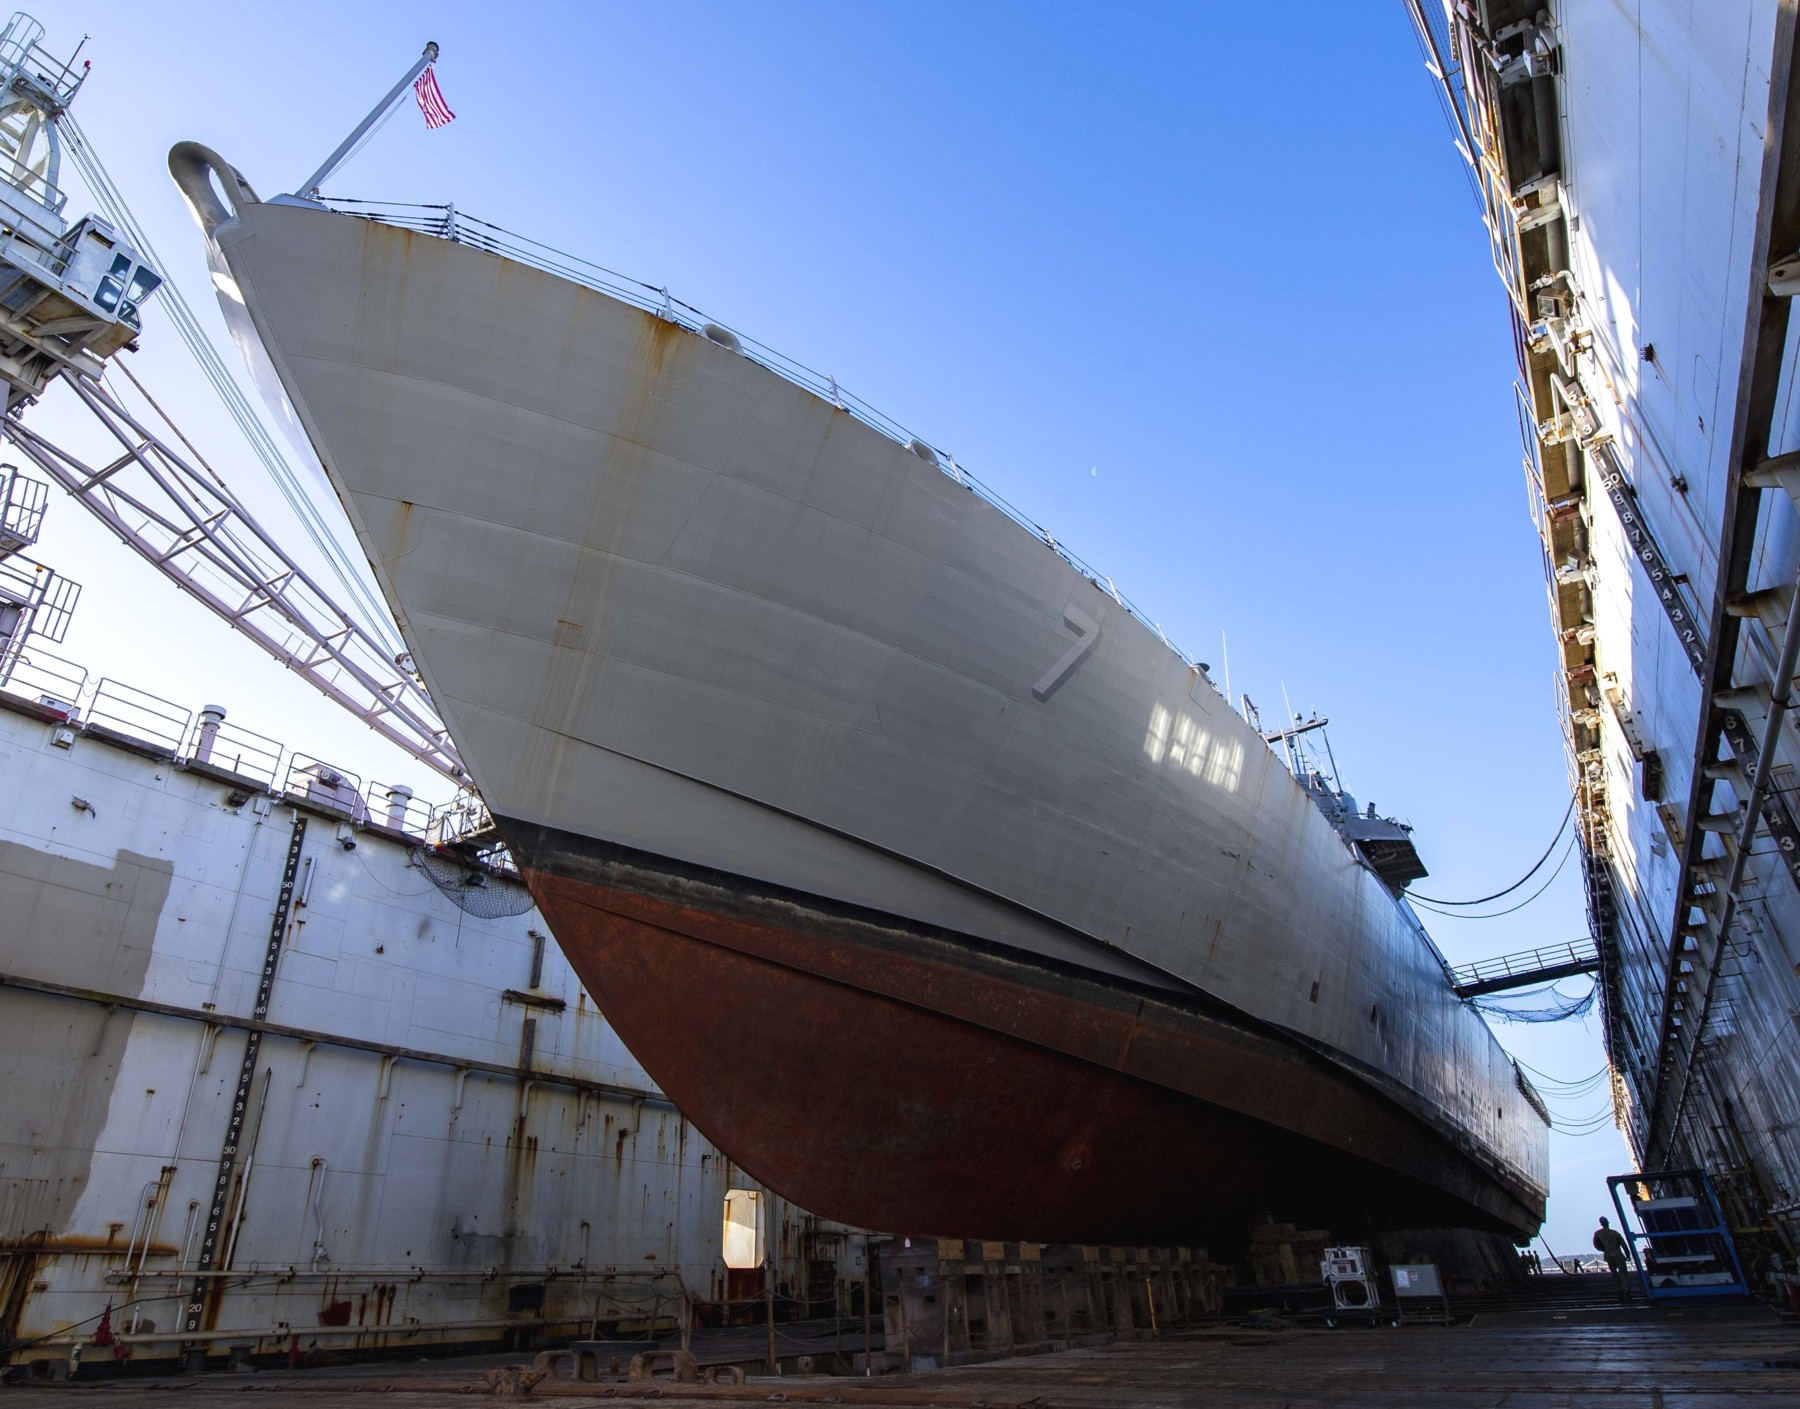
[[183, 169, 1547, 1240]]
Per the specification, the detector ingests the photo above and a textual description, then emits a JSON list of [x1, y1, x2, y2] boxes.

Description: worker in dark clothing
[[1593, 1217, 1632, 1302]]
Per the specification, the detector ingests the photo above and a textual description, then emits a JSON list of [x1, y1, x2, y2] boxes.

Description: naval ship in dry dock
[[167, 138, 1547, 1251]]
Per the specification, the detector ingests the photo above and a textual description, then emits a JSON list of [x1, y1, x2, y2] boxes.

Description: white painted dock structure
[[1411, 0, 1800, 1262], [0, 655, 865, 1370]]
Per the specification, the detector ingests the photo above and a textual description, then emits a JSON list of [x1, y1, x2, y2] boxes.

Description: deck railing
[[0, 657, 515, 872], [320, 196, 1212, 682]]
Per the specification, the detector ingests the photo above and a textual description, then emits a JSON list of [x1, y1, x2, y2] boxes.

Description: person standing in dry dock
[[1593, 1218, 1631, 1304]]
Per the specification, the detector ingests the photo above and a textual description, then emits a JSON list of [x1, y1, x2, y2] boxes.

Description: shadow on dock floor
[[4, 1311, 1798, 1406]]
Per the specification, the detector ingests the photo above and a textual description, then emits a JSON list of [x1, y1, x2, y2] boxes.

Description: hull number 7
[[1033, 603, 1100, 702]]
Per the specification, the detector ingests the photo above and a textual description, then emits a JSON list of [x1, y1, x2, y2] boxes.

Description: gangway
[[1449, 938, 1599, 999]]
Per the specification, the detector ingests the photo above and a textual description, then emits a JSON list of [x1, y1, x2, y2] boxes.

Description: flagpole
[[298, 41, 440, 199]]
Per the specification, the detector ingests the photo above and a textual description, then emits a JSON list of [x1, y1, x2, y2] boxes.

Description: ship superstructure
[[164, 129, 1548, 1251], [1410, 0, 1800, 1263]]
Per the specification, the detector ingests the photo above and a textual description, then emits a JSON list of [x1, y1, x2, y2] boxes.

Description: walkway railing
[[0, 652, 510, 868], [1450, 938, 1600, 999]]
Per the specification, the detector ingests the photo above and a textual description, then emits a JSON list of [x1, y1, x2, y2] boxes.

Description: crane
[[0, 13, 466, 786]]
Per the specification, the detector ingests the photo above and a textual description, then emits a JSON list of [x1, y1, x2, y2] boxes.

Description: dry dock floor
[[7, 1316, 1800, 1408]]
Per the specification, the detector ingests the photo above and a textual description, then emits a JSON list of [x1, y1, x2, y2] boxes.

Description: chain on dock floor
[[4, 1317, 1798, 1406]]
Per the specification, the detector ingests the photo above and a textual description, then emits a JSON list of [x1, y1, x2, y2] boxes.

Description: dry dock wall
[[0, 672, 867, 1369], [1420, 0, 1800, 1269]]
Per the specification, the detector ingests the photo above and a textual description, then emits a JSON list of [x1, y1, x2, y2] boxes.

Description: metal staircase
[[0, 460, 73, 688], [0, 460, 43, 557]]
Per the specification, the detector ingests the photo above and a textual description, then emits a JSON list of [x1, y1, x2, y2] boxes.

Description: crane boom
[[0, 12, 466, 786], [4, 368, 466, 783]]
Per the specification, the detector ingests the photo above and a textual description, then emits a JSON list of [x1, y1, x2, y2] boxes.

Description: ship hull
[[511, 818, 1540, 1244], [180, 173, 1548, 1243]]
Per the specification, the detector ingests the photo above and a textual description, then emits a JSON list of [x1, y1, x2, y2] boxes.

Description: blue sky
[[24, 1, 1627, 1256]]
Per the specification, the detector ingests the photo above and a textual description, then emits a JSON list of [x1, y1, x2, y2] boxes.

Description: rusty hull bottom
[[505, 820, 1543, 1250]]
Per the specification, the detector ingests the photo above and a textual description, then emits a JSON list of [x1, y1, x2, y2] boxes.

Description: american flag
[[414, 65, 456, 130]]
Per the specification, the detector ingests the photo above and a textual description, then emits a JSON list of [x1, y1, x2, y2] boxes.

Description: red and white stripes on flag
[[414, 65, 456, 129]]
